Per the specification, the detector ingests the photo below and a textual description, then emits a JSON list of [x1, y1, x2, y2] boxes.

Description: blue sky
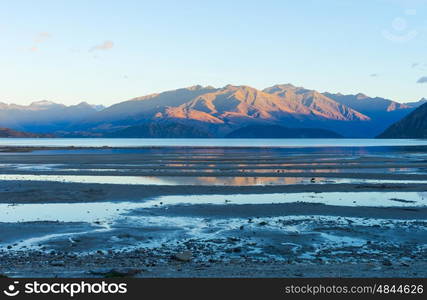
[[0, 0, 426, 106]]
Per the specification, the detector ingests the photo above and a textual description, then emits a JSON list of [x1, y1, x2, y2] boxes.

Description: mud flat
[[0, 210, 426, 278], [0, 146, 426, 277]]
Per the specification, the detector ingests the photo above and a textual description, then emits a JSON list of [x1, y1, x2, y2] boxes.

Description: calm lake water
[[0, 138, 427, 147]]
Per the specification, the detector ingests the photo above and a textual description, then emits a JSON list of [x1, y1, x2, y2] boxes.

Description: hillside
[[0, 128, 51, 138], [105, 122, 213, 138], [225, 125, 342, 138], [378, 103, 427, 138]]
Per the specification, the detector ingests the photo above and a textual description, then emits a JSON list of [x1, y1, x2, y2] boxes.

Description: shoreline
[[1, 141, 427, 152]]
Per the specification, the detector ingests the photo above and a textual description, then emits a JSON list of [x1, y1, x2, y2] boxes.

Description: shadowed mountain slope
[[225, 125, 342, 138], [378, 103, 427, 138], [0, 127, 51, 138]]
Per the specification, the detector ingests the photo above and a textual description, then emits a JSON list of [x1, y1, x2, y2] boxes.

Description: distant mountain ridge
[[0, 127, 51, 138], [378, 103, 427, 138], [405, 98, 427, 108], [0, 85, 424, 138], [0, 101, 103, 133]]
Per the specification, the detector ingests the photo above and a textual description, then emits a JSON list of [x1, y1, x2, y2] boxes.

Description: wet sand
[[0, 146, 426, 278]]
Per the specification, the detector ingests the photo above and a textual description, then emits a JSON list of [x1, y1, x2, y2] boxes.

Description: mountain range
[[0, 101, 104, 133], [0, 84, 424, 138]]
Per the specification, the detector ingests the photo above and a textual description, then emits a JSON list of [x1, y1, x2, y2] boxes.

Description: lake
[[1, 138, 427, 147]]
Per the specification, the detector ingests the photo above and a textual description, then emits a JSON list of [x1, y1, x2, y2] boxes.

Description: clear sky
[[0, 0, 426, 106]]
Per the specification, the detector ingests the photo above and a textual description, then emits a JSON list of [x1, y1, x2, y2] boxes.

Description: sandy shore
[[0, 146, 426, 277], [0, 180, 427, 204]]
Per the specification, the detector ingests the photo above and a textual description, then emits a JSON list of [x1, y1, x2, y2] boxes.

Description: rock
[[172, 251, 192, 262], [382, 259, 392, 266], [50, 260, 65, 267], [227, 237, 240, 242], [89, 268, 141, 278], [258, 221, 268, 226]]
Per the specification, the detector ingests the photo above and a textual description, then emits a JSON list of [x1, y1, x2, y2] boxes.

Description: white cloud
[[29, 32, 52, 52], [34, 32, 52, 43], [90, 41, 114, 51], [412, 62, 427, 71]]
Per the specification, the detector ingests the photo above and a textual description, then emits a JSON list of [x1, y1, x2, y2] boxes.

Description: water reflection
[[0, 174, 323, 185], [1, 174, 427, 186]]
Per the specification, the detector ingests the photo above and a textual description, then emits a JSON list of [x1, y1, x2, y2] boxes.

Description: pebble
[[89, 268, 141, 278], [172, 251, 192, 262], [382, 259, 392, 266], [50, 260, 65, 267]]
